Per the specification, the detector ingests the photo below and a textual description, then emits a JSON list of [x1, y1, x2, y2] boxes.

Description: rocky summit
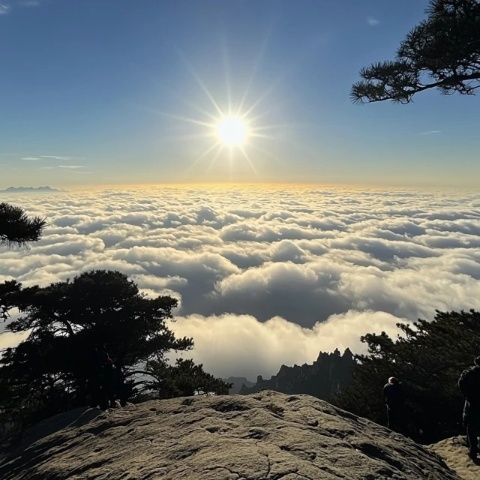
[[0, 391, 459, 480]]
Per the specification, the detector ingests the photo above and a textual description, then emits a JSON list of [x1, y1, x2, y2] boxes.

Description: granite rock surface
[[0, 391, 459, 480]]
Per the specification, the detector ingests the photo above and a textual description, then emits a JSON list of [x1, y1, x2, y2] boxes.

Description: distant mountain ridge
[[0, 186, 60, 193], [224, 376, 255, 394], [240, 348, 355, 401]]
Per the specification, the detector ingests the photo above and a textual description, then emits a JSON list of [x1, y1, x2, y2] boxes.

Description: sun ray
[[137, 105, 216, 129], [241, 87, 275, 118], [178, 99, 221, 123], [192, 142, 222, 167], [238, 21, 275, 112], [156, 133, 217, 143], [206, 144, 227, 173], [221, 38, 233, 114], [238, 146, 258, 174], [178, 54, 224, 116], [250, 133, 274, 140], [250, 123, 302, 135], [248, 143, 277, 160], [158, 112, 215, 129]]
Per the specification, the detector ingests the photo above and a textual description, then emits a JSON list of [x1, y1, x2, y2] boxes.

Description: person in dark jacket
[[89, 345, 115, 409], [112, 363, 129, 407], [458, 356, 480, 460], [383, 376, 404, 433]]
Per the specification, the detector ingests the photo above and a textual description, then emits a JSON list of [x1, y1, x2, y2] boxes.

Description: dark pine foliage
[[0, 203, 46, 246], [352, 0, 480, 103], [335, 310, 480, 443], [0, 280, 21, 322], [0, 270, 228, 429], [142, 358, 231, 398]]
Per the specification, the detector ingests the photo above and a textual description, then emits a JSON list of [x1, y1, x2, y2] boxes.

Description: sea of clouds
[[1, 185, 480, 379]]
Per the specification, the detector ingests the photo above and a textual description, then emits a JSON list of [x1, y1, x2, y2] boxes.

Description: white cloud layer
[[169, 310, 404, 379], [1, 185, 479, 378]]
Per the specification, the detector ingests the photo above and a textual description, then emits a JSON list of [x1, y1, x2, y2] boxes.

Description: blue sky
[[1, 0, 479, 187]]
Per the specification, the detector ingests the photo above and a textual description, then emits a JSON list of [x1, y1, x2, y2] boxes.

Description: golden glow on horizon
[[216, 115, 249, 147]]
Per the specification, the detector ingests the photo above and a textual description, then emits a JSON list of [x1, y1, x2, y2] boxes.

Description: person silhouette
[[383, 376, 404, 433], [89, 345, 115, 409], [458, 356, 480, 460], [112, 362, 129, 407]]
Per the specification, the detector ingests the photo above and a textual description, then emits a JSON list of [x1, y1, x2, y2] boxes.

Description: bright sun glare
[[159, 62, 278, 174], [216, 116, 249, 147]]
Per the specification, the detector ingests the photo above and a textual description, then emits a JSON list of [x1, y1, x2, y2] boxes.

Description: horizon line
[[1, 181, 479, 193]]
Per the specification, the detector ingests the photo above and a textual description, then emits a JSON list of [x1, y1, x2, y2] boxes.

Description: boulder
[[430, 436, 480, 480], [0, 391, 459, 479]]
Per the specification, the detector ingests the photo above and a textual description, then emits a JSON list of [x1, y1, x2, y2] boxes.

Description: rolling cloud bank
[[1, 185, 479, 379]]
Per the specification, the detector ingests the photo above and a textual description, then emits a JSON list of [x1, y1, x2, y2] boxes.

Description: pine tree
[[336, 310, 480, 442], [0, 270, 228, 428], [0, 203, 45, 246], [352, 0, 480, 103]]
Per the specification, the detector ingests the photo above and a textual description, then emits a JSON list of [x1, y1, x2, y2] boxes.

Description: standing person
[[113, 363, 129, 407], [90, 345, 115, 409], [458, 356, 480, 460], [383, 377, 404, 433]]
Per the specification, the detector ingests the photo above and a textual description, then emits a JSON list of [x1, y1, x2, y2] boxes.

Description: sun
[[216, 115, 249, 147], [156, 64, 278, 174]]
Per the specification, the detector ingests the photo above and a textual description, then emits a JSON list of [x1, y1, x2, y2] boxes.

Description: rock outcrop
[[0, 391, 459, 479], [430, 436, 480, 480], [240, 349, 354, 402], [225, 376, 255, 395]]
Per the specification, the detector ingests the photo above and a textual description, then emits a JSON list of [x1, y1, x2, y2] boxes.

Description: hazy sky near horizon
[[1, 0, 479, 187]]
